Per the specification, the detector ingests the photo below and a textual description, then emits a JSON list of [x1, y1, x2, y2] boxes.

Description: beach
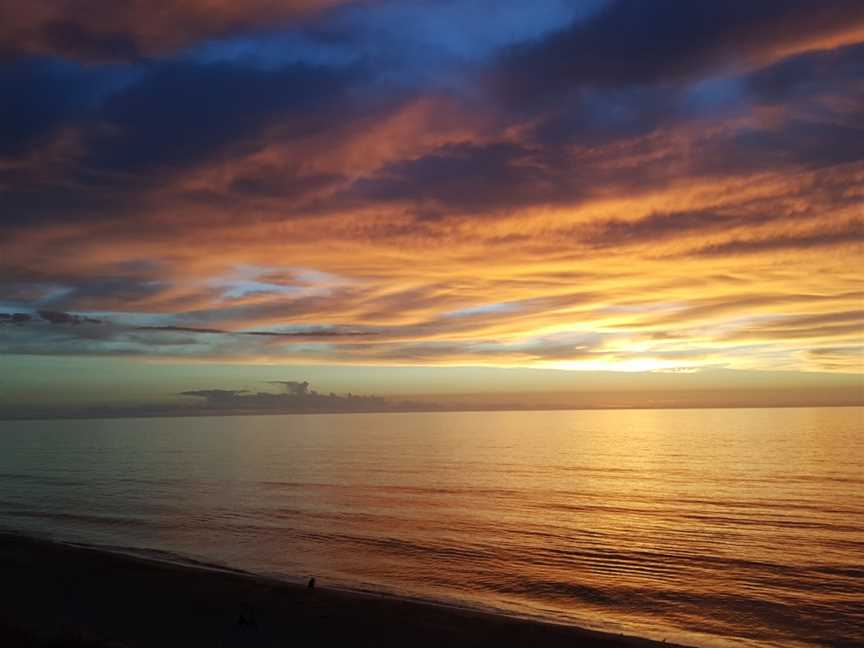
[[0, 533, 692, 647]]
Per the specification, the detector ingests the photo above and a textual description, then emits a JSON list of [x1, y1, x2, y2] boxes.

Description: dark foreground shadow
[[0, 533, 692, 648]]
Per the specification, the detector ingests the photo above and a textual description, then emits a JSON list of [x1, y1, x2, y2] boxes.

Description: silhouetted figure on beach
[[307, 577, 316, 590], [236, 608, 257, 628]]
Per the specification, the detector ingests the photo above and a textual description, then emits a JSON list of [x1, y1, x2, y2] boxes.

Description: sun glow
[[543, 358, 703, 374]]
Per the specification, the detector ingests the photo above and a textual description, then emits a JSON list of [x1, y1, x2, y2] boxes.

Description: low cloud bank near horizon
[[177, 379, 413, 413], [0, 367, 860, 422]]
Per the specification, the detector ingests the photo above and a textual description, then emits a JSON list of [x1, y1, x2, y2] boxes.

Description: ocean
[[0, 407, 861, 647]]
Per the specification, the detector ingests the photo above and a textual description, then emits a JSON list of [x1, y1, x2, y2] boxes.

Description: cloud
[[691, 220, 864, 257], [1, 310, 102, 325], [0, 1, 862, 379], [268, 380, 309, 395], [720, 310, 864, 343], [807, 347, 864, 371], [583, 209, 764, 248], [495, 0, 864, 105], [347, 141, 575, 215], [0, 313, 33, 323], [0, 58, 98, 155], [37, 310, 102, 325], [179, 380, 397, 412], [178, 388, 249, 404], [0, 0, 357, 61], [136, 325, 224, 335], [745, 42, 864, 104], [137, 324, 376, 338], [89, 59, 360, 174]]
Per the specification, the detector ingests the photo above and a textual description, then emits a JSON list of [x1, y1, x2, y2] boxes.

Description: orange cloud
[[1, 4, 862, 381]]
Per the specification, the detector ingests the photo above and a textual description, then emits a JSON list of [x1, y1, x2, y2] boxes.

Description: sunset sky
[[1, 0, 863, 415]]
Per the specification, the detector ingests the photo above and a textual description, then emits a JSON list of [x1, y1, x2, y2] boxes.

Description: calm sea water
[[0, 408, 862, 647]]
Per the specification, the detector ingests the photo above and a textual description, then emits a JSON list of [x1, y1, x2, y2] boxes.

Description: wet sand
[[0, 533, 692, 647]]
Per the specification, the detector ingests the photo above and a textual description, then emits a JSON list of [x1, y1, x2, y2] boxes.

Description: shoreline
[[0, 531, 694, 648]]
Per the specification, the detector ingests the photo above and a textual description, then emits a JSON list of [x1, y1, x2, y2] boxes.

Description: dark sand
[[0, 533, 692, 647]]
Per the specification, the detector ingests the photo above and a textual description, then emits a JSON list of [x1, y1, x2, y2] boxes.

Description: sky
[[1, 0, 863, 415]]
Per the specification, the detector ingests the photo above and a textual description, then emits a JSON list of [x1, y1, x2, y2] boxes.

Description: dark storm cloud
[[0, 0, 357, 62], [89, 59, 358, 173], [342, 109, 864, 221], [524, 40, 864, 152], [712, 121, 864, 174], [525, 85, 684, 149], [0, 177, 135, 230], [3, 2, 862, 236], [0, 58, 98, 154], [495, 0, 864, 105], [0, 56, 364, 233], [37, 18, 141, 61], [744, 42, 864, 103], [335, 36, 864, 221], [349, 141, 574, 214], [0, 54, 357, 170]]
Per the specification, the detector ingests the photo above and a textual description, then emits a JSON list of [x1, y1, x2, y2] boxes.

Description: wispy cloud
[[1, 0, 862, 385]]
